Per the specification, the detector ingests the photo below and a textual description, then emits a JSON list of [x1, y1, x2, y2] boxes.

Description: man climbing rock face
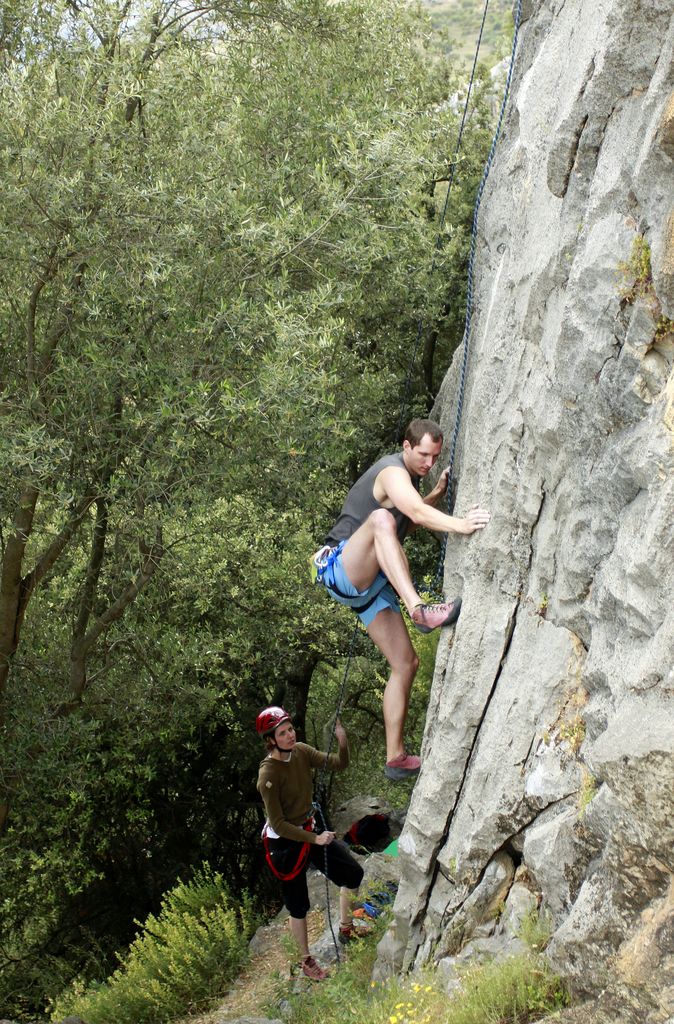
[[313, 418, 490, 780]]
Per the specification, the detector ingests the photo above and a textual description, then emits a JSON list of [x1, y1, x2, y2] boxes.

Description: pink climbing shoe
[[301, 955, 329, 981], [385, 752, 421, 780], [411, 597, 462, 633]]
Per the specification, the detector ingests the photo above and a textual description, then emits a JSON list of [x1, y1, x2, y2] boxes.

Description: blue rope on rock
[[433, 0, 522, 593], [396, 0, 493, 445]]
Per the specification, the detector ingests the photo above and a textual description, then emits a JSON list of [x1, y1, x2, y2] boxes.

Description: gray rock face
[[377, 1, 674, 1019], [435, 877, 536, 993]]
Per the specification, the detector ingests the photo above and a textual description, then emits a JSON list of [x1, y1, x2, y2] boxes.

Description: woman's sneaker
[[301, 955, 329, 981], [411, 597, 461, 633], [384, 752, 421, 780]]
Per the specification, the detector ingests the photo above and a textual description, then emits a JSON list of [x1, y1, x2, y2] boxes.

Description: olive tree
[[0, 0, 491, 1011]]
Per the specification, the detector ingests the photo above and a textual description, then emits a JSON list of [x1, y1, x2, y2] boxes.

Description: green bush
[[50, 866, 256, 1024]]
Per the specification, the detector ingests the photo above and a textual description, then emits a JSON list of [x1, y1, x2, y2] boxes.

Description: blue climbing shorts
[[312, 541, 401, 628]]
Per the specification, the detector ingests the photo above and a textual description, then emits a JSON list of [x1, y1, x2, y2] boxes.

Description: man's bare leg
[[340, 510, 421, 614], [366, 609, 419, 761]]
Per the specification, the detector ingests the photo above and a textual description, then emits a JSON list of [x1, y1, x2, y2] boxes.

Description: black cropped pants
[[267, 835, 363, 919]]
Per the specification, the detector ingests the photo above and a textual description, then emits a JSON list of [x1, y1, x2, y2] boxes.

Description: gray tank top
[[326, 452, 419, 547]]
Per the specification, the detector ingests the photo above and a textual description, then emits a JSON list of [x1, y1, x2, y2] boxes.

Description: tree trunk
[[69, 530, 164, 700], [0, 484, 38, 709], [276, 653, 320, 741]]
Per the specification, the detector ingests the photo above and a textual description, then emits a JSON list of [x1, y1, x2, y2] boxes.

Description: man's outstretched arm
[[377, 466, 490, 535]]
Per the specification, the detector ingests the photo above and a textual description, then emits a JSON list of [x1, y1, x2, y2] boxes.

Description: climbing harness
[[262, 818, 314, 882], [312, 542, 387, 614]]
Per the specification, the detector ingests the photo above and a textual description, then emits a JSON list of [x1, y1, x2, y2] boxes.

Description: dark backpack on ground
[[343, 812, 390, 850]]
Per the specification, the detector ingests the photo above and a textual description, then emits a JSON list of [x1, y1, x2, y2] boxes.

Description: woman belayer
[[256, 706, 364, 981]]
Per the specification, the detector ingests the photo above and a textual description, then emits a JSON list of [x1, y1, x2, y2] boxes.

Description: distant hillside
[[422, 0, 513, 63]]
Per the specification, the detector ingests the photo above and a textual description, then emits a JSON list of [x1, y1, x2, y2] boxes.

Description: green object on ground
[[383, 837, 399, 857]]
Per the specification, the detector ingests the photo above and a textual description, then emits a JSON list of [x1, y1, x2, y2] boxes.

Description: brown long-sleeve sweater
[[257, 741, 348, 844]]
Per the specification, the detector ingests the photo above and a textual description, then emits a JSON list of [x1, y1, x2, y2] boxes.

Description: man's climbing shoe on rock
[[384, 752, 421, 780], [411, 597, 461, 634], [339, 924, 355, 944], [301, 955, 329, 981]]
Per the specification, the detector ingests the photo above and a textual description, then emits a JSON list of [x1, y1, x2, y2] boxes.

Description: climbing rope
[[395, 0, 494, 445], [314, 0, 523, 958], [312, 624, 361, 964], [433, 0, 522, 590], [311, 797, 342, 963], [316, 625, 360, 796]]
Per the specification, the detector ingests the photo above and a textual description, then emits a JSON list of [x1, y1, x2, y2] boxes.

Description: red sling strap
[[262, 818, 314, 882]]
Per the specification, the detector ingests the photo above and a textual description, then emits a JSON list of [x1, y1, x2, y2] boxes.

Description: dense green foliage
[[0, 0, 494, 1016], [50, 866, 256, 1023]]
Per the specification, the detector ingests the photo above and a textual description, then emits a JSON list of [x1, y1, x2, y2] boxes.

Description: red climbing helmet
[[256, 706, 291, 737]]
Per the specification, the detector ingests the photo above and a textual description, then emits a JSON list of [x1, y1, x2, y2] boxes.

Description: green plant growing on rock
[[493, 899, 507, 921], [577, 768, 598, 819], [517, 906, 554, 952], [618, 234, 674, 339], [549, 681, 588, 755], [618, 234, 653, 301], [558, 713, 586, 754]]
